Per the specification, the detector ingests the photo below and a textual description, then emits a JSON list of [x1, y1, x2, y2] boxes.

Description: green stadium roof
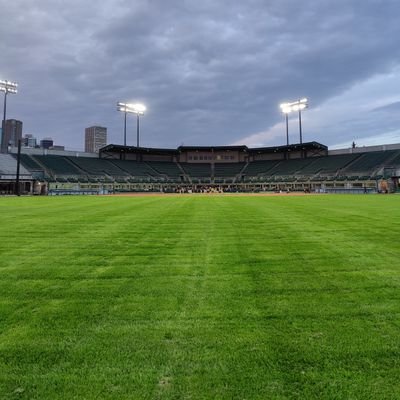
[[100, 141, 327, 155]]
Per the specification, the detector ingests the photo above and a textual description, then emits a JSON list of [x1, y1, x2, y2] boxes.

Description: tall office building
[[1, 119, 23, 153], [85, 126, 107, 153]]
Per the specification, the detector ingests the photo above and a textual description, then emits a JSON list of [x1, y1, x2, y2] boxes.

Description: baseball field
[[0, 194, 399, 399]]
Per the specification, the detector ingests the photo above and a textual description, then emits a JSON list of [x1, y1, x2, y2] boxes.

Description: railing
[[324, 187, 376, 194], [48, 189, 100, 195]]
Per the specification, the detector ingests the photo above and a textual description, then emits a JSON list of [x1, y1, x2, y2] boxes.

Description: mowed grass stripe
[[0, 195, 400, 399]]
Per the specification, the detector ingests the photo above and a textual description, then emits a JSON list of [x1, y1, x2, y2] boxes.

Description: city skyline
[[0, 119, 64, 151], [1, 1, 400, 151]]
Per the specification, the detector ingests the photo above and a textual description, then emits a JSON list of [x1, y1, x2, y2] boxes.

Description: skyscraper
[[1, 119, 23, 153], [85, 126, 107, 153]]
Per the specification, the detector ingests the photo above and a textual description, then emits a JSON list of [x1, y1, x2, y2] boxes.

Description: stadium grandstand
[[0, 153, 34, 194], [1, 141, 400, 195]]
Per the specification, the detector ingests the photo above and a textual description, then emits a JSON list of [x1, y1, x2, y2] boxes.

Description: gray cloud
[[1, 0, 400, 150], [372, 101, 400, 113]]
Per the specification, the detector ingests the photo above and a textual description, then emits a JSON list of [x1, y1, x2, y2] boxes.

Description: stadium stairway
[[17, 154, 49, 179], [309, 154, 361, 179], [233, 162, 249, 183], [144, 161, 183, 183], [175, 162, 191, 183], [30, 155, 87, 181], [374, 150, 400, 175], [241, 159, 282, 178], [24, 155, 56, 180]]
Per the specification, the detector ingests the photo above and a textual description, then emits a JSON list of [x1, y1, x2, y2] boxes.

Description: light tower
[[0, 80, 18, 152], [280, 103, 292, 146], [117, 102, 146, 147], [279, 98, 308, 144]]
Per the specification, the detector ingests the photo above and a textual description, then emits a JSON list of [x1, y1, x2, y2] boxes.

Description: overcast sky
[[1, 0, 400, 151]]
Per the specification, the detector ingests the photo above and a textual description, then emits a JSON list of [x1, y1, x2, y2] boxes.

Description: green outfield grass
[[0, 194, 400, 399]]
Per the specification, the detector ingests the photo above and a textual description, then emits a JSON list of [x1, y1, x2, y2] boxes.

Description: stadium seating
[[31, 155, 83, 176], [18, 154, 44, 171], [15, 154, 49, 179], [146, 161, 182, 178], [343, 150, 398, 174], [214, 163, 246, 177], [266, 157, 315, 176], [67, 157, 129, 177], [387, 151, 400, 166], [242, 160, 280, 176], [299, 154, 360, 175], [0, 154, 31, 176], [109, 160, 156, 178], [180, 163, 211, 177]]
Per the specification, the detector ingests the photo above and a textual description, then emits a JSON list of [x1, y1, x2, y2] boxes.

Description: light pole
[[133, 104, 146, 148], [293, 98, 308, 144], [279, 98, 308, 145], [0, 80, 18, 152], [117, 102, 128, 146], [16, 138, 22, 196], [280, 103, 292, 146], [117, 102, 146, 147]]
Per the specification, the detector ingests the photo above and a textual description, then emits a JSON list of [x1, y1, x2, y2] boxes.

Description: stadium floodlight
[[279, 98, 308, 145], [117, 102, 146, 147], [0, 80, 18, 152], [0, 80, 18, 94]]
